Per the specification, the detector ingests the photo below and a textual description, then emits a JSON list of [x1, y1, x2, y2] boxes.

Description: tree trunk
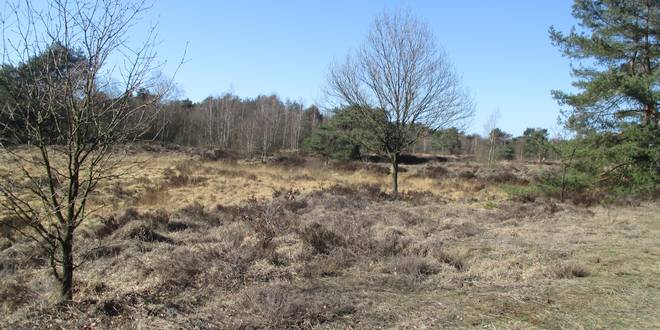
[[60, 229, 74, 303], [391, 153, 399, 196], [643, 103, 658, 127]]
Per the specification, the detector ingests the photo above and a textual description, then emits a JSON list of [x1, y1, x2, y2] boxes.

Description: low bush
[[552, 263, 590, 279], [238, 284, 356, 329], [388, 256, 439, 279], [417, 165, 449, 179], [300, 222, 345, 255]]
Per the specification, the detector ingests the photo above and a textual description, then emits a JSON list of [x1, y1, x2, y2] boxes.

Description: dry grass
[[0, 148, 658, 328]]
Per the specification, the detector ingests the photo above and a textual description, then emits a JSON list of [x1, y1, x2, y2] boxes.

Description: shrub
[[238, 284, 355, 329], [270, 155, 306, 168], [0, 279, 32, 311], [300, 222, 345, 255], [418, 165, 449, 179], [302, 248, 356, 278], [378, 229, 411, 256], [96, 208, 139, 237], [453, 222, 482, 238], [553, 263, 590, 279], [388, 256, 439, 279], [457, 170, 477, 180], [115, 222, 173, 243], [200, 148, 239, 162], [501, 184, 542, 203], [434, 250, 466, 271]]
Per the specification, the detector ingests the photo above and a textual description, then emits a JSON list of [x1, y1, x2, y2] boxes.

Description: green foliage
[[523, 128, 549, 162], [431, 128, 462, 155], [546, 0, 659, 200], [537, 125, 659, 200], [488, 128, 515, 161], [0, 43, 86, 144], [550, 0, 659, 130], [498, 141, 515, 161], [301, 107, 363, 161], [501, 184, 545, 202]]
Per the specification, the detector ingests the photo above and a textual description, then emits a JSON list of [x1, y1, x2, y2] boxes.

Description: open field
[[1, 149, 659, 328]]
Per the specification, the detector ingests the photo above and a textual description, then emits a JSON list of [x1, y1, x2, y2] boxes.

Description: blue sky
[[146, 0, 577, 136]]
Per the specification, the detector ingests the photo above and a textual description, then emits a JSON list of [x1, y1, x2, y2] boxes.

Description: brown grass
[[0, 149, 658, 328]]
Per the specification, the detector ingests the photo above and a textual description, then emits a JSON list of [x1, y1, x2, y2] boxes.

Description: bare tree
[[327, 10, 473, 195], [0, 0, 175, 303], [484, 109, 500, 168]]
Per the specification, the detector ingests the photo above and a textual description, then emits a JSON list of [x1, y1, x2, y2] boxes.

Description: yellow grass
[[1, 149, 657, 328]]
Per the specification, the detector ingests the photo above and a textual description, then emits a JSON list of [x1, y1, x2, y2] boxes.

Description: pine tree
[[550, 0, 658, 130]]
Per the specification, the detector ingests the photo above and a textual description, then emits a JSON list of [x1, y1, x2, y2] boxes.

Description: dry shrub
[[178, 202, 220, 225], [114, 221, 173, 244], [453, 222, 482, 238], [329, 161, 390, 176], [301, 222, 345, 255], [0, 279, 32, 311], [81, 245, 122, 261], [378, 229, 411, 256], [0, 241, 46, 275], [151, 245, 221, 287], [96, 208, 138, 237], [163, 168, 207, 187], [107, 181, 133, 199], [271, 154, 306, 168], [387, 256, 439, 279], [361, 163, 390, 176], [303, 248, 356, 278], [98, 208, 173, 239], [335, 221, 376, 256], [457, 169, 478, 180], [284, 199, 308, 214], [397, 190, 437, 205], [408, 239, 466, 271], [238, 284, 355, 329], [139, 185, 169, 205], [98, 299, 123, 317], [552, 263, 590, 279], [434, 250, 467, 271], [206, 167, 257, 180], [0, 216, 28, 242], [200, 148, 239, 162], [483, 169, 528, 184], [242, 197, 288, 249], [166, 221, 190, 232], [571, 190, 607, 207], [417, 165, 449, 179], [134, 176, 152, 185], [0, 238, 10, 251]]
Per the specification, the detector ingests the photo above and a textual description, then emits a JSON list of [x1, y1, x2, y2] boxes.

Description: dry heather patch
[[0, 150, 658, 328]]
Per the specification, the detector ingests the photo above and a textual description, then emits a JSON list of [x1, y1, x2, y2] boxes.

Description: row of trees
[[301, 108, 554, 165], [141, 94, 323, 158]]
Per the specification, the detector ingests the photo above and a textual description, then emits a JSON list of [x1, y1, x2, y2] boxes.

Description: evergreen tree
[[550, 0, 658, 130], [523, 128, 550, 163], [549, 0, 659, 196], [432, 128, 463, 155], [302, 107, 363, 161]]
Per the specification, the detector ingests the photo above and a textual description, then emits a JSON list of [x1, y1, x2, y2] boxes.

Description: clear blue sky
[[146, 0, 577, 136]]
